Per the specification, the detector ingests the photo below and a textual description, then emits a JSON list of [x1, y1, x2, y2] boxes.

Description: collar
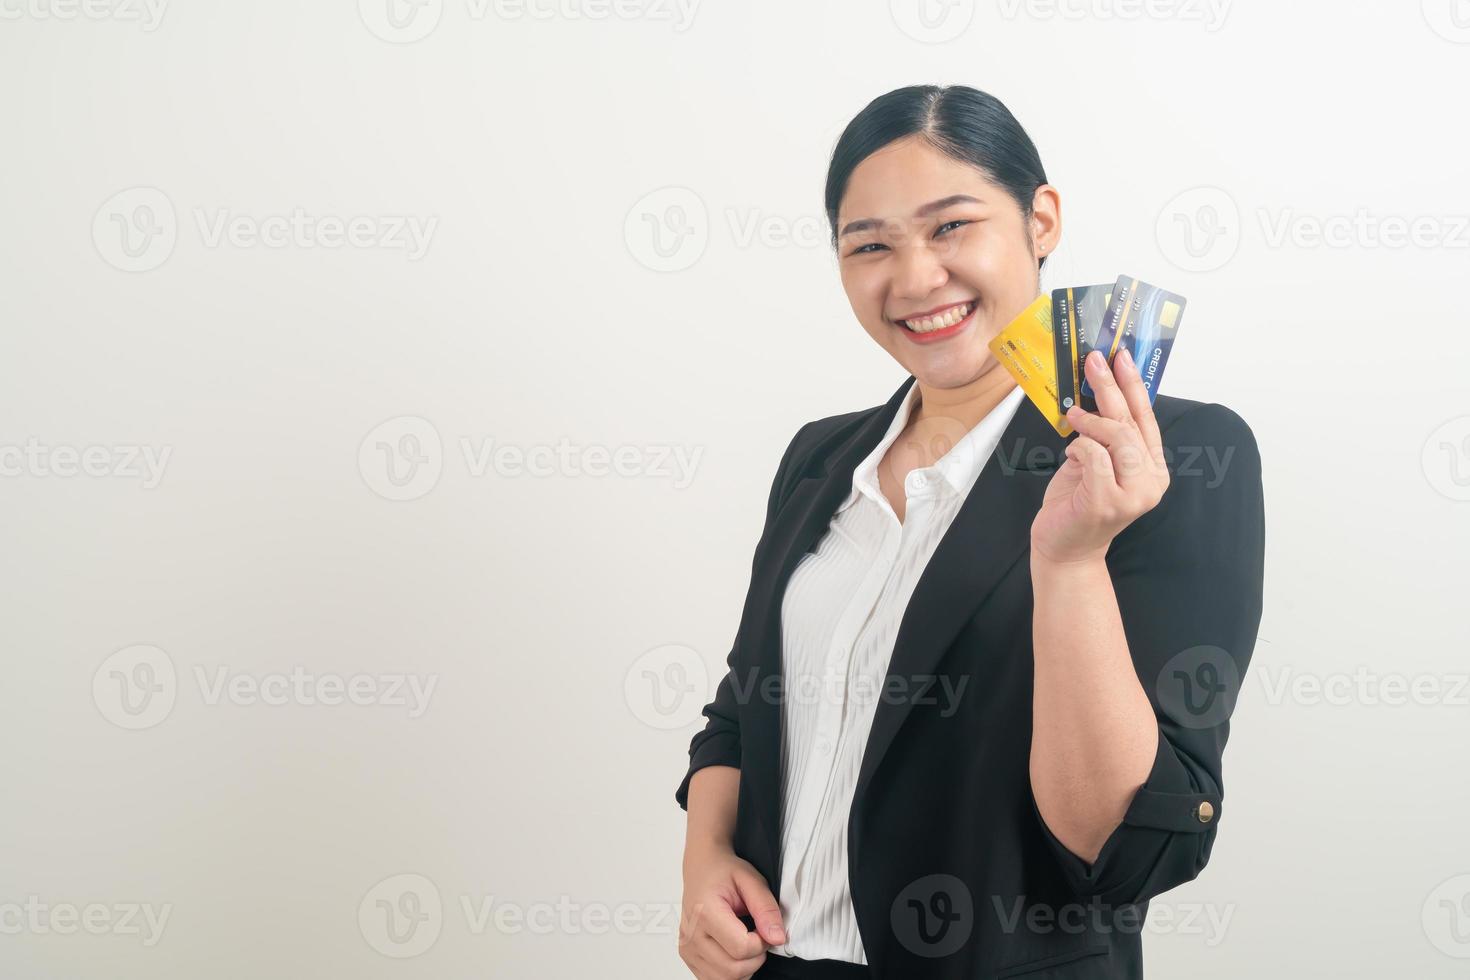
[[835, 383, 1027, 515]]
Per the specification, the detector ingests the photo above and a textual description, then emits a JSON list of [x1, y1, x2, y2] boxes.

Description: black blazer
[[675, 373, 1265, 979]]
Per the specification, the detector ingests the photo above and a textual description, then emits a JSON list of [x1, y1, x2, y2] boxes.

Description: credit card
[[1051, 283, 1112, 415], [1080, 275, 1186, 409], [988, 294, 1072, 437]]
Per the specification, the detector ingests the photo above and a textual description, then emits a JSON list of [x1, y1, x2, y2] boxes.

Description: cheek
[[841, 267, 885, 319], [959, 229, 1038, 299]]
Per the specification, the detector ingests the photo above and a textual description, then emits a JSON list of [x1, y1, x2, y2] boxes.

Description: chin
[[907, 351, 993, 388]]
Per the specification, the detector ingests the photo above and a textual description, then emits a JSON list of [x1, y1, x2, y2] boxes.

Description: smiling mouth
[[896, 300, 976, 334]]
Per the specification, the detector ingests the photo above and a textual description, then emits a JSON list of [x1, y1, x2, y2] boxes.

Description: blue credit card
[[1080, 274, 1186, 409]]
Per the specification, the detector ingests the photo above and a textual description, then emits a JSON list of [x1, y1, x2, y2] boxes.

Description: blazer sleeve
[[674, 421, 814, 811], [1032, 402, 1265, 907]]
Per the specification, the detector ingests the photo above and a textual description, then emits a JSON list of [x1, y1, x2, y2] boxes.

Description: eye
[[850, 241, 888, 255], [935, 219, 969, 236]]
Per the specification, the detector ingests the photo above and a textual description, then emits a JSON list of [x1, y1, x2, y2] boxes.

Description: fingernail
[[1119, 348, 1133, 367]]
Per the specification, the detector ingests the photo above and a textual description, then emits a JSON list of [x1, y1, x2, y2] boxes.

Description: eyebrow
[[837, 194, 984, 239]]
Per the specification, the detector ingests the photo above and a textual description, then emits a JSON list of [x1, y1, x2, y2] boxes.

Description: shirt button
[[816, 738, 832, 756]]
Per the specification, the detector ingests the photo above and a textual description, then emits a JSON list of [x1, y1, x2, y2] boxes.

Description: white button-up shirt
[[770, 381, 1025, 964]]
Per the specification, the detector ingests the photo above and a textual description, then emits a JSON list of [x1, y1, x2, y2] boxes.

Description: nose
[[891, 241, 949, 306]]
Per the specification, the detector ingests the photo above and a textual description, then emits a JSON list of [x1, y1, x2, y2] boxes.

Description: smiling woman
[[675, 84, 1264, 980]]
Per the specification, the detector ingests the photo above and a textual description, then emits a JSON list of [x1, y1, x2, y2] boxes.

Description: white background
[[2, 0, 1468, 976]]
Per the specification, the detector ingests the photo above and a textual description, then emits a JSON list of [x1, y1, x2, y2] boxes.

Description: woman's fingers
[[1065, 433, 1118, 495], [685, 944, 766, 980], [1111, 347, 1165, 454], [733, 866, 787, 946], [1069, 352, 1165, 491], [1084, 349, 1132, 423], [1067, 408, 1155, 486], [703, 899, 766, 961]]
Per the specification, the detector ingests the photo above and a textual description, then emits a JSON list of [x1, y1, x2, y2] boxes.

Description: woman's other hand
[[678, 843, 785, 980]]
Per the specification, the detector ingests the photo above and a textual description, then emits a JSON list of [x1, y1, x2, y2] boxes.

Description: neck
[[912, 368, 1018, 433]]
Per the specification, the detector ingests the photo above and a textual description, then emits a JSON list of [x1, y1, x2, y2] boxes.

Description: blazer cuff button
[[1194, 801, 1215, 824]]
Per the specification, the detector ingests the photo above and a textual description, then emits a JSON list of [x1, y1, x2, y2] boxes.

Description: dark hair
[[824, 85, 1050, 270]]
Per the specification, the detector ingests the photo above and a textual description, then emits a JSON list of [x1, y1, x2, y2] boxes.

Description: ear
[[1030, 184, 1062, 258]]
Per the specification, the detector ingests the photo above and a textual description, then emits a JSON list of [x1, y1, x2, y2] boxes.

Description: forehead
[[837, 136, 998, 225]]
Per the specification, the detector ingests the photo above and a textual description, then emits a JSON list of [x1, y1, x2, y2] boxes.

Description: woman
[[674, 85, 1264, 980]]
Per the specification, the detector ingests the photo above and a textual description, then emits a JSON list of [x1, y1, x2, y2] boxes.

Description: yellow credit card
[[987, 294, 1072, 437]]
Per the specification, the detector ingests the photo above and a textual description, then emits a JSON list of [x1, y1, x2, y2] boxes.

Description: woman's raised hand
[[1030, 347, 1171, 565]]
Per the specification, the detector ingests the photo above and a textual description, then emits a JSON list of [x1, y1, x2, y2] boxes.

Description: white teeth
[[902, 301, 973, 333]]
